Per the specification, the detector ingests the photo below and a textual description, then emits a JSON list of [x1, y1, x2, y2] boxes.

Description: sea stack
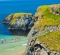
[[3, 13, 35, 35]]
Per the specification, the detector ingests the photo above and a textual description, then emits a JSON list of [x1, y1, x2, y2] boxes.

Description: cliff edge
[[26, 4, 60, 55]]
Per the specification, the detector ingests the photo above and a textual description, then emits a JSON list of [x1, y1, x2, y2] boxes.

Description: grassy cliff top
[[33, 4, 60, 52], [37, 30, 60, 52], [6, 13, 32, 20], [5, 13, 32, 25], [34, 4, 60, 28]]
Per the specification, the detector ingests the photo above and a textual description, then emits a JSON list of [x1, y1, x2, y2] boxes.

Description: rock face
[[4, 13, 34, 30], [26, 38, 60, 55], [50, 4, 60, 15], [3, 13, 35, 35], [25, 4, 60, 55]]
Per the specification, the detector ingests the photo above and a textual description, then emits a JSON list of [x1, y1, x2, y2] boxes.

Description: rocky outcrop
[[50, 4, 60, 15], [25, 4, 60, 55], [3, 13, 35, 31], [25, 38, 60, 55], [25, 26, 60, 55], [3, 13, 36, 35]]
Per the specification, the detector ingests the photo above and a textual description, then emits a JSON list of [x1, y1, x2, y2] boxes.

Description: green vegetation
[[4, 4, 60, 52], [34, 4, 60, 28], [33, 4, 60, 52], [38, 30, 60, 52], [5, 13, 32, 25]]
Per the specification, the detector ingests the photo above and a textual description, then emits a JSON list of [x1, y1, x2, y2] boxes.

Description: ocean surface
[[0, 0, 60, 35]]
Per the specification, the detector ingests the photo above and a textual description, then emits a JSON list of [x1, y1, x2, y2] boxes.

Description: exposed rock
[[50, 4, 60, 15], [3, 13, 35, 35], [25, 4, 60, 55], [4, 13, 34, 31]]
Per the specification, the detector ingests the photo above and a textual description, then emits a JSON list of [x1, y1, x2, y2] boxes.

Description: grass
[[34, 4, 60, 28], [5, 13, 32, 25], [37, 30, 60, 52], [34, 4, 60, 52]]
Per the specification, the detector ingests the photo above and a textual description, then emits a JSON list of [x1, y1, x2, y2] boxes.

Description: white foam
[[22, 44, 27, 46], [5, 48, 15, 51]]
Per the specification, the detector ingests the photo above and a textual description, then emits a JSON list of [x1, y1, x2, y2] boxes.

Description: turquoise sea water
[[0, 35, 27, 43], [0, 35, 14, 39], [0, 35, 27, 55]]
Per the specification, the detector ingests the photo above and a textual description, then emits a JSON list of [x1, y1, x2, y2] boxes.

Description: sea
[[0, 0, 60, 35]]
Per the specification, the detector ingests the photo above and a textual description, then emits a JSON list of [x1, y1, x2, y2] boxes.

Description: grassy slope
[[38, 30, 60, 52], [34, 4, 60, 52], [34, 5, 60, 28]]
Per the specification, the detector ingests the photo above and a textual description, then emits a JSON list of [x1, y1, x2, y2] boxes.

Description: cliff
[[4, 13, 35, 31], [3, 4, 60, 55], [26, 4, 60, 55]]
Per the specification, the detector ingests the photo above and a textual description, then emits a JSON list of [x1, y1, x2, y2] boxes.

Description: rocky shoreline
[[2, 13, 36, 35], [2, 4, 60, 55]]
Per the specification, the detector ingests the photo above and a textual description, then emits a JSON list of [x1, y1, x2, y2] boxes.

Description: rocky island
[[3, 13, 35, 35]]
